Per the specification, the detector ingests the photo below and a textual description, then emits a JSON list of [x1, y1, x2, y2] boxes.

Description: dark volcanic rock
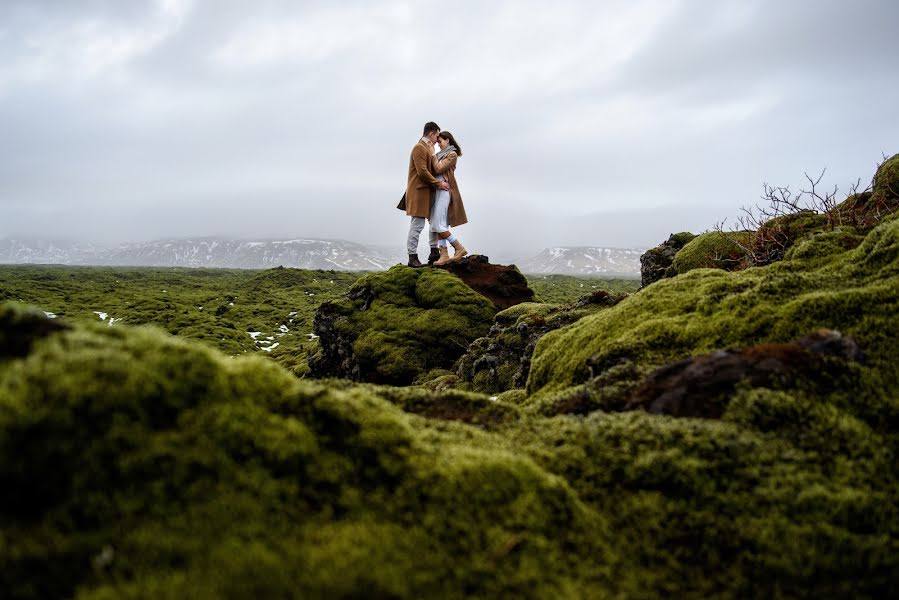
[[0, 303, 70, 359], [625, 329, 863, 419], [639, 232, 696, 288], [455, 290, 627, 394], [435, 255, 535, 310]]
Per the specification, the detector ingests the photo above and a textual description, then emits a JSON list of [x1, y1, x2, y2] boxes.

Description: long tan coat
[[433, 151, 468, 227], [405, 139, 440, 218]]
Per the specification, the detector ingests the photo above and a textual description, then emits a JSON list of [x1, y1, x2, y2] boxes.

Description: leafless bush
[[714, 165, 877, 266]]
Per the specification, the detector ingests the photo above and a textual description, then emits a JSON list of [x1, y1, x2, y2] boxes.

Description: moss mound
[[872, 153, 899, 206], [308, 265, 497, 385], [671, 231, 752, 274], [750, 210, 829, 266], [783, 226, 865, 262]]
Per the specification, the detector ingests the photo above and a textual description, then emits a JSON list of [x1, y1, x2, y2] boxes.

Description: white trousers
[[429, 189, 450, 233]]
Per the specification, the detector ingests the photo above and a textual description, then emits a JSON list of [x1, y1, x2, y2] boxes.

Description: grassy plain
[[0, 264, 624, 376], [0, 265, 359, 376]]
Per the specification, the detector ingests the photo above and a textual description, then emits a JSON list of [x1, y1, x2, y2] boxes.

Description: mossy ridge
[[528, 217, 899, 397], [0, 306, 615, 599]]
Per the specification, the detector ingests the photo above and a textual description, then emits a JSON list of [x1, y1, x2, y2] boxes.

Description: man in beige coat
[[405, 121, 449, 267]]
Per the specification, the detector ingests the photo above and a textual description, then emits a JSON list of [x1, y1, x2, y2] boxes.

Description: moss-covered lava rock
[[639, 231, 696, 287], [308, 265, 497, 385], [455, 290, 627, 394], [528, 216, 899, 399]]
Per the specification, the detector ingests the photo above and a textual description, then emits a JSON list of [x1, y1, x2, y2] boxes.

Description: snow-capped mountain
[[0, 239, 103, 264], [517, 247, 643, 276], [0, 238, 403, 271]]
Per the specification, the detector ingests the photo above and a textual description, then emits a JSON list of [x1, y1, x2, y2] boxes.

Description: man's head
[[422, 121, 440, 143]]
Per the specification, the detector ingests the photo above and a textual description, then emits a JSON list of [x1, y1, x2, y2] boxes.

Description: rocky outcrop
[[434, 255, 535, 310], [454, 290, 627, 394], [0, 302, 70, 359], [308, 265, 499, 384], [639, 232, 695, 287]]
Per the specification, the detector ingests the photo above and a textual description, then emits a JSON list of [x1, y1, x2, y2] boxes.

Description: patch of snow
[[288, 311, 298, 316], [248, 331, 263, 340], [44, 311, 57, 319], [260, 343, 280, 352], [307, 333, 319, 340], [488, 396, 498, 402], [278, 324, 289, 333], [229, 302, 235, 306], [94, 311, 108, 321]]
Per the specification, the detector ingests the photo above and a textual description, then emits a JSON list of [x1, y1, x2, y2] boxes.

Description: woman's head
[[437, 131, 462, 156]]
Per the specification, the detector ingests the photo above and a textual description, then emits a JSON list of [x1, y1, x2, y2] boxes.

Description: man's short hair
[[422, 122, 440, 136]]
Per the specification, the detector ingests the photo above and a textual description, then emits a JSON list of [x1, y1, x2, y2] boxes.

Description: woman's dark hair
[[438, 131, 462, 156]]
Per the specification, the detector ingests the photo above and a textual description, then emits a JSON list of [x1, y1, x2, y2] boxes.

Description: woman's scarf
[[435, 145, 457, 161]]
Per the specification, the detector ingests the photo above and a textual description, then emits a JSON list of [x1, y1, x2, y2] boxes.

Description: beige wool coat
[[433, 151, 468, 227], [405, 139, 440, 218]]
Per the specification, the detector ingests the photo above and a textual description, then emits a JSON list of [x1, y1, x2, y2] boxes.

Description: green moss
[[872, 153, 899, 204], [784, 227, 864, 262], [3, 297, 899, 597], [0, 306, 614, 598], [671, 231, 752, 274], [529, 218, 899, 396]]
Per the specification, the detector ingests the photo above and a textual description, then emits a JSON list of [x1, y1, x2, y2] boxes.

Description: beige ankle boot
[[450, 239, 468, 261], [433, 245, 452, 266]]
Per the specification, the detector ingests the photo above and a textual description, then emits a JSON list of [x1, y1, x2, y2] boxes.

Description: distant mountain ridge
[[0, 237, 401, 271], [517, 246, 643, 276], [0, 238, 644, 276]]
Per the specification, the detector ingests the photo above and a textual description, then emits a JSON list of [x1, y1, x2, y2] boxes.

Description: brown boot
[[407, 254, 423, 268], [450, 239, 468, 261], [433, 245, 452, 266], [426, 246, 440, 265]]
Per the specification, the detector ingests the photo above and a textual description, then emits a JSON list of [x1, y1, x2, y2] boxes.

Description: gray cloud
[[1, 0, 898, 256]]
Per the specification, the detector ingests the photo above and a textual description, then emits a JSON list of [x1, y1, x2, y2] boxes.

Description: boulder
[[625, 330, 863, 419], [639, 232, 695, 287], [434, 254, 535, 310]]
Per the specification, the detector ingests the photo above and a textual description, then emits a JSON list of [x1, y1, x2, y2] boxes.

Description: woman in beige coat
[[430, 131, 469, 266]]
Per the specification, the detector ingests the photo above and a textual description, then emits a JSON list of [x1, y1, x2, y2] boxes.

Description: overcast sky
[[2, 0, 898, 257]]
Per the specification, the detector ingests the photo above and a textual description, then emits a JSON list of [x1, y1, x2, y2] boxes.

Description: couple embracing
[[401, 121, 468, 267]]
